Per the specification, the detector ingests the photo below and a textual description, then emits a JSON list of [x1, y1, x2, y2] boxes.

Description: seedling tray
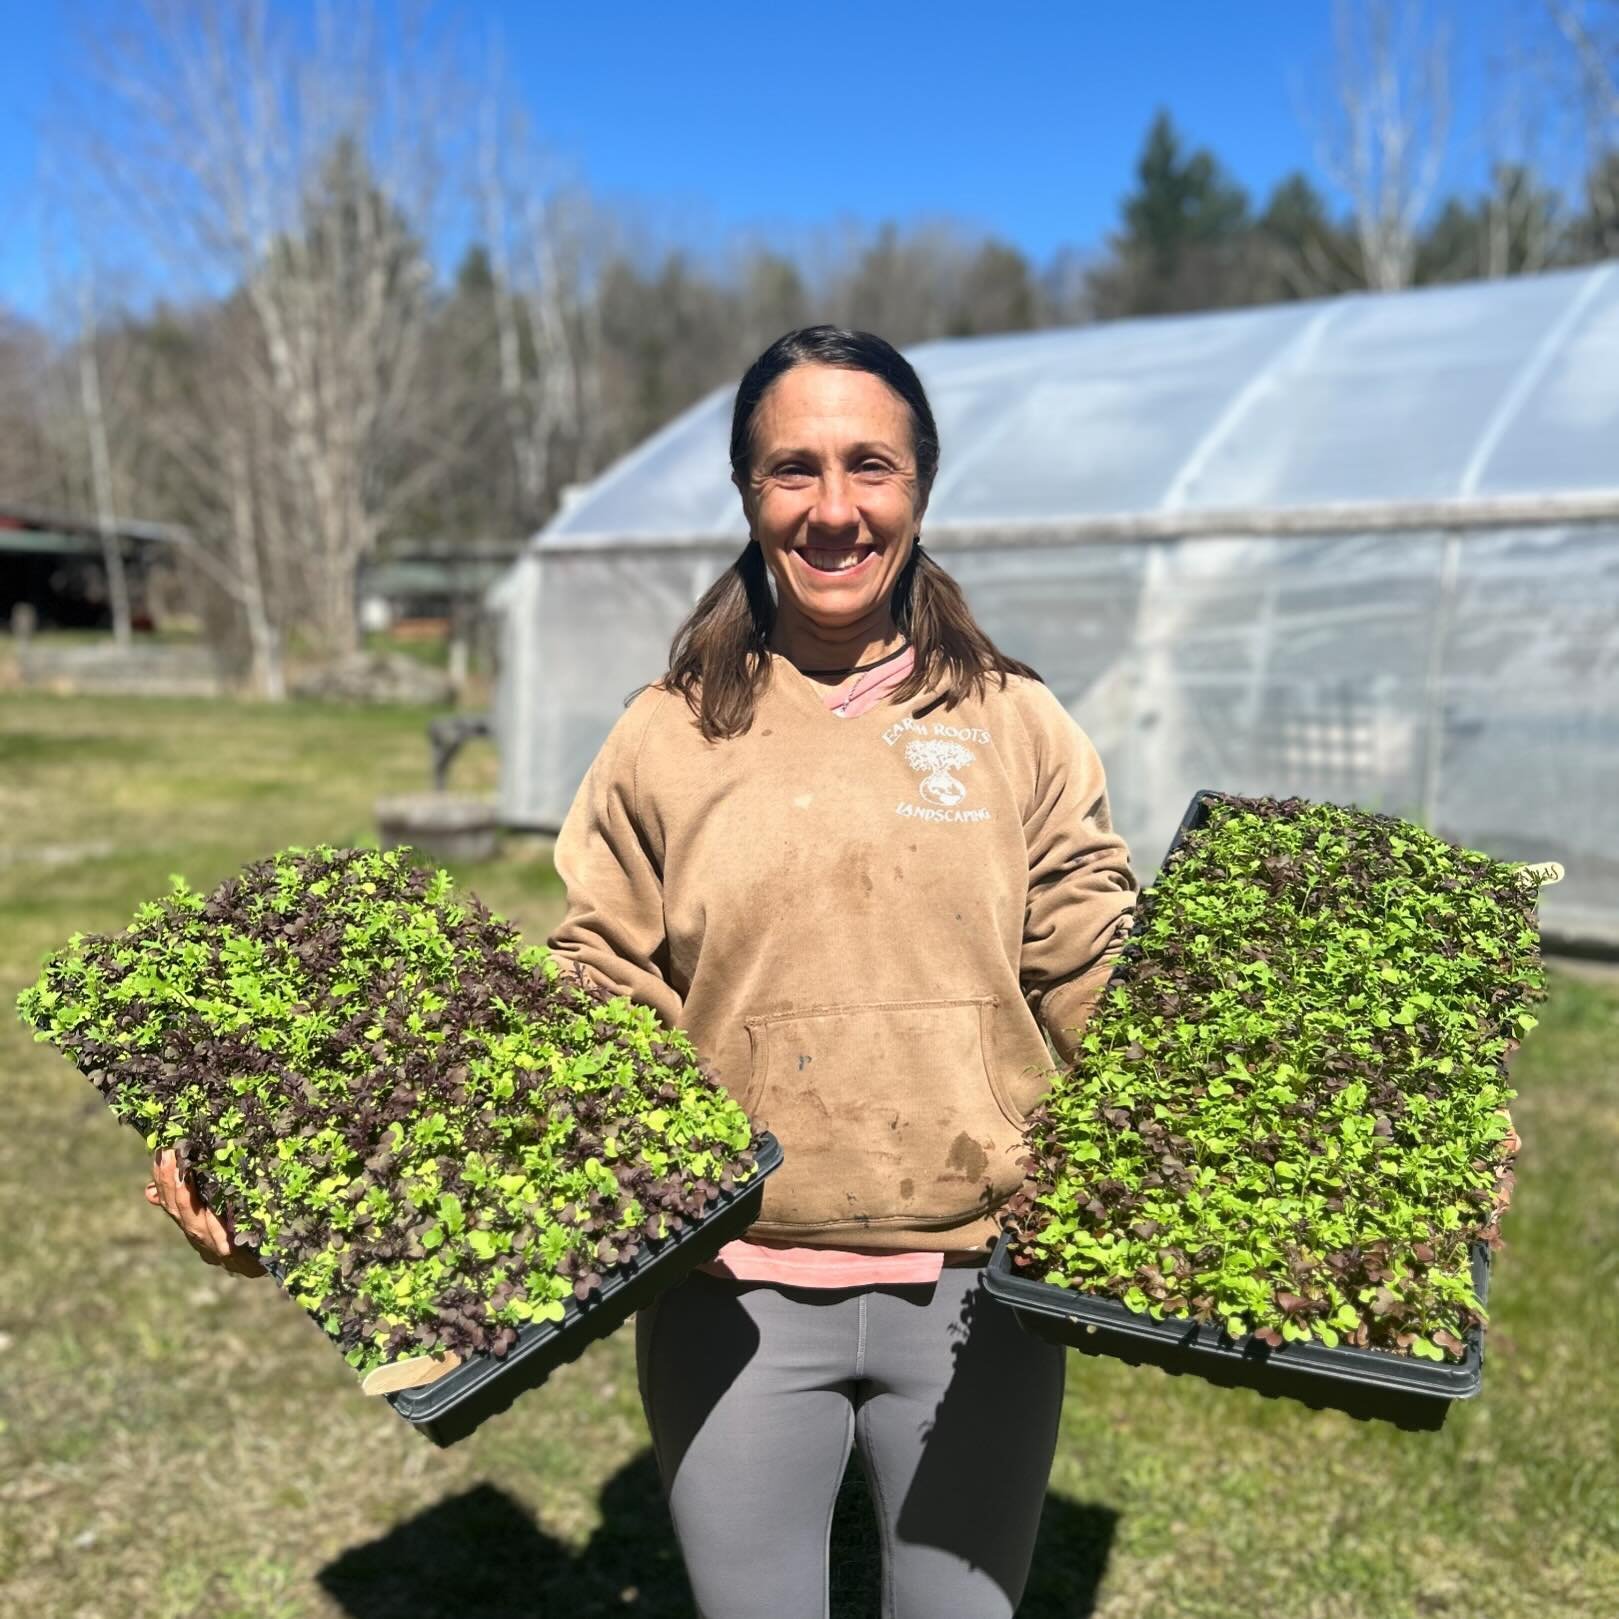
[[986, 1230, 1487, 1429], [988, 786, 1507, 1430], [266, 1133, 782, 1446]]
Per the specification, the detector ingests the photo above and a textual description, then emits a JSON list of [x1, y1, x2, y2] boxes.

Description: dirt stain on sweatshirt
[[946, 1131, 989, 1180]]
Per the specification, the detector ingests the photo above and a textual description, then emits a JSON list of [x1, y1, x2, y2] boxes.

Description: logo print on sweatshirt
[[905, 739, 974, 807], [881, 717, 993, 823]]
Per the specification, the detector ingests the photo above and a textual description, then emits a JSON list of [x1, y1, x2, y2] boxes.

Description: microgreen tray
[[987, 786, 1512, 1430], [382, 1131, 782, 1445], [985, 1229, 1487, 1429]]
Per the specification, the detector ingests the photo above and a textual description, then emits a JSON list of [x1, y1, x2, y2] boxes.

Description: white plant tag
[[1516, 861, 1565, 887]]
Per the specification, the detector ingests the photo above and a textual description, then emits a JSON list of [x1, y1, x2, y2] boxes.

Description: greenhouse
[[490, 262, 1619, 950]]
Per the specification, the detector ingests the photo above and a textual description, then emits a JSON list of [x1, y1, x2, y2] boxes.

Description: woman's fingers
[[147, 1152, 269, 1279], [152, 1148, 186, 1221], [196, 1203, 237, 1257], [150, 1148, 232, 1257], [178, 1172, 233, 1257]]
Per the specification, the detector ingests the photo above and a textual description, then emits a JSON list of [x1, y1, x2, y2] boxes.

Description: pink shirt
[[700, 643, 949, 1287]]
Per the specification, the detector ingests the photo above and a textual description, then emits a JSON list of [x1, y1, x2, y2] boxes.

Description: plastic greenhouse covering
[[490, 264, 1619, 948]]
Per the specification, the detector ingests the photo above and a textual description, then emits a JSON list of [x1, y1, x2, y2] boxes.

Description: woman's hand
[[145, 1148, 267, 1278]]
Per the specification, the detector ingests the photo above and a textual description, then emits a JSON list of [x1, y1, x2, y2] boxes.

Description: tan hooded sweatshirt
[[546, 652, 1139, 1254]]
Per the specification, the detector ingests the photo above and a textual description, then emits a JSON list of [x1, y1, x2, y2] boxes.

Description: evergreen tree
[[1089, 111, 1254, 317], [1254, 173, 1360, 298]]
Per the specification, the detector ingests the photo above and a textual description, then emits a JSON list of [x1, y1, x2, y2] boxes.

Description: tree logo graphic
[[904, 739, 975, 807]]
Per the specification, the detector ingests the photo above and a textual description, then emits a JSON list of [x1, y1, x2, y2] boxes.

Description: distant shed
[[0, 506, 177, 629], [358, 540, 526, 628]]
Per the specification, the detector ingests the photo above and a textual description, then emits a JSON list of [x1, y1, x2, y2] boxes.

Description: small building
[[358, 540, 526, 633], [0, 505, 183, 630]]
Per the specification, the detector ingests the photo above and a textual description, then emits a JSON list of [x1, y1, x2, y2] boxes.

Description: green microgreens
[[17, 845, 759, 1376], [1006, 794, 1546, 1362]]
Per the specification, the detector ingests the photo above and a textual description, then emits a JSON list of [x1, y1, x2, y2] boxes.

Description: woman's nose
[[807, 471, 859, 532]]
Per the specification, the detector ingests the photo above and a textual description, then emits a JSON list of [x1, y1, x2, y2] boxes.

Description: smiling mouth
[[796, 545, 877, 575]]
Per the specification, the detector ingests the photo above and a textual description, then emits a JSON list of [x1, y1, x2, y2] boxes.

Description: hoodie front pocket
[[740, 996, 1022, 1230]]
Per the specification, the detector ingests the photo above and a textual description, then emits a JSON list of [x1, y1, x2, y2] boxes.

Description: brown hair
[[661, 326, 1040, 741]]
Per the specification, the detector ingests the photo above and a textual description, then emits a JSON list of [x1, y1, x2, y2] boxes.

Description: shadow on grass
[[318, 1460, 1115, 1618], [318, 1463, 686, 1618], [1019, 1493, 1119, 1618]]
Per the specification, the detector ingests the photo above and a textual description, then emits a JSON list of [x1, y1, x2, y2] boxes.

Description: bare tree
[[1471, 12, 1565, 279], [1546, 1, 1619, 255], [1547, 0, 1619, 118], [478, 92, 546, 524], [76, 278, 134, 647], [0, 312, 71, 512], [1311, 0, 1455, 290], [73, 0, 481, 663], [115, 303, 290, 697], [475, 67, 596, 531], [1483, 162, 1560, 276]]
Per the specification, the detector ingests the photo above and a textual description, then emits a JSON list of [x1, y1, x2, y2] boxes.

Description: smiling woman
[[663, 326, 1040, 741], [541, 327, 1141, 1617]]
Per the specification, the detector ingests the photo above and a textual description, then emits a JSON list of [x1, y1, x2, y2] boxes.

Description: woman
[[543, 326, 1139, 1618], [149, 326, 1142, 1617]]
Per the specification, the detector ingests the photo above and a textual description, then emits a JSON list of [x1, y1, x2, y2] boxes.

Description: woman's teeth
[[801, 547, 873, 573]]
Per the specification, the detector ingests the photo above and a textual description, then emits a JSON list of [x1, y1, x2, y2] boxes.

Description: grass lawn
[[2, 691, 1615, 1619]]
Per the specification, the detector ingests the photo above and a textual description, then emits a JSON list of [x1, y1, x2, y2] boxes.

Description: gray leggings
[[634, 1265, 1066, 1619]]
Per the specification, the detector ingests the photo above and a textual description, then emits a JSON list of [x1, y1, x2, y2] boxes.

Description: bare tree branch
[[76, 276, 134, 646], [1313, 0, 1455, 290]]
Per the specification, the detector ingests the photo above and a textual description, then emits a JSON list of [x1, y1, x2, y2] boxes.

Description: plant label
[[1517, 861, 1565, 888], [361, 1350, 464, 1396]]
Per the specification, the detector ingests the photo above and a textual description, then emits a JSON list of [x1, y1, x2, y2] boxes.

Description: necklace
[[798, 639, 912, 680], [818, 642, 914, 717]]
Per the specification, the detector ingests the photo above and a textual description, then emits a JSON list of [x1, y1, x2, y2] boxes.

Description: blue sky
[[0, 0, 1556, 319]]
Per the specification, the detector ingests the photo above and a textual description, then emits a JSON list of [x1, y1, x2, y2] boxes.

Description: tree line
[[1, 0, 1615, 692]]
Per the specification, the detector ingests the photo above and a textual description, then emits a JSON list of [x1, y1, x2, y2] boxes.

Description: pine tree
[[1090, 111, 1253, 317]]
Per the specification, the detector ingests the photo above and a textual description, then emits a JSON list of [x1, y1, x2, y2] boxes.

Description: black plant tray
[[988, 786, 1498, 1430], [986, 1231, 1487, 1430], [265, 1134, 781, 1446]]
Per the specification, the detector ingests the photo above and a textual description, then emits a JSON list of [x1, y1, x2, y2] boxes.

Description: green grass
[[361, 629, 453, 669], [2, 691, 1615, 1618]]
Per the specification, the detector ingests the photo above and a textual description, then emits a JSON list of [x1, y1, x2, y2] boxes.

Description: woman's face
[[737, 363, 926, 635]]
